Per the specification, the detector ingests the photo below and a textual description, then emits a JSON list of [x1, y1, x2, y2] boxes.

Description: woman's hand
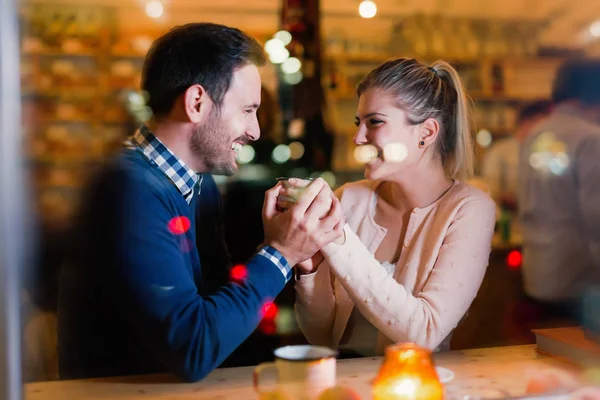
[[297, 252, 325, 276]]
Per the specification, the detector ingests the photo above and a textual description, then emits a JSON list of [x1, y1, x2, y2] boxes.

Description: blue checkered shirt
[[126, 126, 199, 203], [125, 125, 292, 282]]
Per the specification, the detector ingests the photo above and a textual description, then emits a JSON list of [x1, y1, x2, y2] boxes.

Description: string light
[[282, 57, 302, 75], [145, 1, 164, 18], [506, 250, 522, 269], [359, 0, 377, 18], [590, 20, 600, 37], [274, 30, 292, 46]]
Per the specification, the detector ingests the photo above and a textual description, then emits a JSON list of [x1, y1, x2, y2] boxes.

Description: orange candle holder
[[372, 343, 444, 400]]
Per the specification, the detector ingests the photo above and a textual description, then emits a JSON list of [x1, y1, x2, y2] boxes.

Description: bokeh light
[[236, 144, 255, 164], [230, 264, 248, 283], [383, 143, 408, 162], [145, 1, 164, 18], [506, 250, 522, 269], [358, 0, 377, 18], [168, 216, 191, 235], [274, 306, 297, 334], [259, 319, 276, 335], [272, 144, 291, 164], [274, 30, 292, 45], [282, 71, 303, 85], [281, 57, 302, 74], [264, 38, 284, 55], [268, 47, 289, 64], [289, 141, 305, 160], [590, 20, 600, 37], [476, 129, 493, 148], [353, 144, 379, 164], [261, 301, 279, 320], [529, 131, 570, 176], [321, 171, 337, 187]]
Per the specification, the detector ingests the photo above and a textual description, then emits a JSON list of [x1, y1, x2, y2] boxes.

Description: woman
[[288, 58, 496, 355]]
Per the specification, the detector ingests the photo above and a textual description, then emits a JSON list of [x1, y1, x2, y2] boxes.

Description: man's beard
[[189, 111, 238, 176]]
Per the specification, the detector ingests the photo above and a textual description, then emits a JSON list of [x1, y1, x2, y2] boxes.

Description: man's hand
[[262, 178, 344, 267]]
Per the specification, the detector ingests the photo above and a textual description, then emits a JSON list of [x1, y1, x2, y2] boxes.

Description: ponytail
[[430, 61, 474, 180]]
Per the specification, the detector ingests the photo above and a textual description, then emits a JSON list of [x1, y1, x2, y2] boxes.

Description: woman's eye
[[369, 119, 383, 126], [354, 120, 360, 127]]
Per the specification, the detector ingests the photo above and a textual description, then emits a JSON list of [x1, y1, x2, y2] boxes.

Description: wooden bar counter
[[26, 345, 570, 400]]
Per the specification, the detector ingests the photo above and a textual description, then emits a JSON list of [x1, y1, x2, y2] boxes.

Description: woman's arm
[[293, 186, 347, 346], [294, 259, 336, 346], [320, 198, 496, 350]]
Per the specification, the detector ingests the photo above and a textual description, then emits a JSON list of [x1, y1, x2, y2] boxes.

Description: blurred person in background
[[518, 58, 600, 325], [290, 58, 496, 356], [57, 23, 343, 382], [482, 100, 553, 209]]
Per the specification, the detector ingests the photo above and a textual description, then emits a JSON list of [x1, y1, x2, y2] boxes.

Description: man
[[518, 58, 600, 322], [482, 100, 553, 207], [57, 23, 343, 382]]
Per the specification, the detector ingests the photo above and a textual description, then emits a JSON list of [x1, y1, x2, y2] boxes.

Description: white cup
[[276, 178, 333, 219], [276, 177, 315, 209], [253, 345, 337, 400]]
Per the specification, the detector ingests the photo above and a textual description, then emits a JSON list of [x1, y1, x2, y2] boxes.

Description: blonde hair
[[356, 58, 474, 179]]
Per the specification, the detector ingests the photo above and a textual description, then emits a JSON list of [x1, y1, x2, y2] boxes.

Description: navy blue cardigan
[[58, 150, 286, 381]]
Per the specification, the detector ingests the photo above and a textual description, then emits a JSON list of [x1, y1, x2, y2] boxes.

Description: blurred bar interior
[[10, 0, 600, 386]]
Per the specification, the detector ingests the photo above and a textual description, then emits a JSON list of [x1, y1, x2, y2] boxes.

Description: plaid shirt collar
[[127, 125, 201, 203]]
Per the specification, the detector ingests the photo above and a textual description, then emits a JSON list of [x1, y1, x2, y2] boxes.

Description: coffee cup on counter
[[253, 345, 337, 400]]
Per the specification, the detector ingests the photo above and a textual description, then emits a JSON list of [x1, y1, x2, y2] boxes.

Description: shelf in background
[[22, 48, 99, 58]]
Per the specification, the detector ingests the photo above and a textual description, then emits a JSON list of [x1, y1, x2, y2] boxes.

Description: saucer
[[436, 366, 455, 384]]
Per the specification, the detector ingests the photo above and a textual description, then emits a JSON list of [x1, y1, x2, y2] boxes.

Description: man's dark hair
[[517, 100, 554, 124], [141, 23, 266, 117], [552, 58, 600, 105]]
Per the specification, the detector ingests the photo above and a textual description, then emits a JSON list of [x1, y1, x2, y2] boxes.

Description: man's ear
[[183, 84, 212, 123]]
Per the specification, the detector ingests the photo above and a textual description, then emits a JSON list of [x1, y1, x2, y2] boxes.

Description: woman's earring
[[419, 140, 425, 147]]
